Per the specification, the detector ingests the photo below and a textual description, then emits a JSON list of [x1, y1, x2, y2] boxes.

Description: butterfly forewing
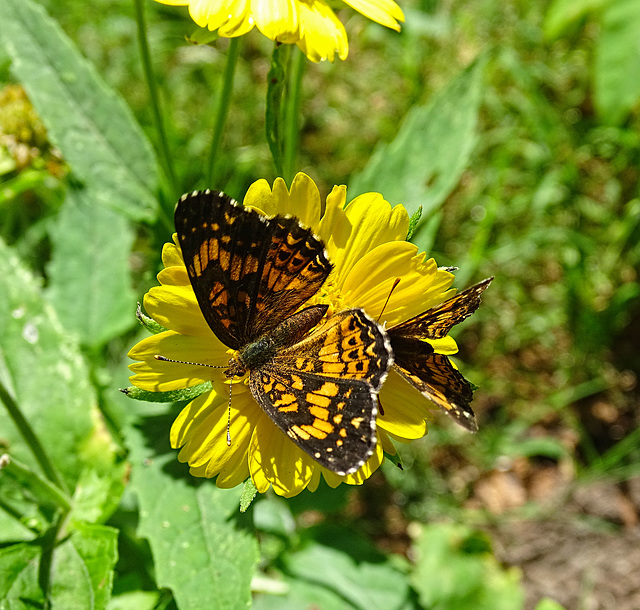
[[391, 278, 493, 341], [175, 190, 332, 348]]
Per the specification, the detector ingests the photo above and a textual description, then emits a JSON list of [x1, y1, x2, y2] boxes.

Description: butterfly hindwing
[[175, 190, 332, 348]]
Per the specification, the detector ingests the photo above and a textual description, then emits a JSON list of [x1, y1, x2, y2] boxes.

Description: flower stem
[[206, 37, 241, 187], [0, 380, 68, 495], [283, 48, 305, 184], [266, 43, 290, 177], [133, 0, 179, 202]]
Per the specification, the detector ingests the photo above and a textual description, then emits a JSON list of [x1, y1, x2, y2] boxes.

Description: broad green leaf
[[49, 523, 119, 610], [0, 0, 159, 222], [255, 524, 411, 610], [594, 0, 640, 124], [125, 419, 259, 610], [0, 525, 118, 609], [0, 543, 44, 609], [411, 523, 524, 610], [46, 187, 137, 349], [0, 238, 116, 489], [349, 57, 484, 227], [107, 591, 161, 610], [70, 466, 127, 526], [120, 381, 212, 403]]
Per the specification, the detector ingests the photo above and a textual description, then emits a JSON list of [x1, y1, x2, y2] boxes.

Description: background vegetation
[[1, 0, 639, 608]]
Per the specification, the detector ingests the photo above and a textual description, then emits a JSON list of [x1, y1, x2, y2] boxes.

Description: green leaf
[[120, 381, 212, 403], [0, 238, 118, 489], [265, 44, 289, 177], [0, 543, 44, 608], [594, 0, 640, 124], [0, 525, 118, 610], [406, 205, 422, 241], [349, 57, 484, 228], [46, 187, 137, 349], [49, 523, 119, 609], [240, 478, 258, 513], [70, 466, 127, 526], [136, 303, 168, 335], [410, 523, 524, 610], [125, 419, 259, 609], [0, 0, 159, 222], [255, 524, 411, 610]]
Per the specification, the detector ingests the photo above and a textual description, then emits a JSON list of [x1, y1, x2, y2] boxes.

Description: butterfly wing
[[249, 309, 393, 474], [389, 278, 492, 431], [390, 278, 493, 340], [175, 190, 332, 348], [392, 337, 477, 432]]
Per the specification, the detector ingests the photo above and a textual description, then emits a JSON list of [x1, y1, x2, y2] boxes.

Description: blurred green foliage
[[1, 0, 640, 608]]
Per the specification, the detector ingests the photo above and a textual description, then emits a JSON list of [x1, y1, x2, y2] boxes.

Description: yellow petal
[[341, 0, 404, 30], [294, 0, 348, 62], [377, 369, 434, 440], [427, 336, 459, 355], [174, 388, 259, 474], [128, 331, 229, 392], [253, 0, 298, 40], [162, 237, 184, 268], [341, 241, 456, 327], [249, 418, 315, 497], [244, 173, 322, 228], [157, 266, 190, 287], [320, 192, 409, 289], [143, 284, 211, 336]]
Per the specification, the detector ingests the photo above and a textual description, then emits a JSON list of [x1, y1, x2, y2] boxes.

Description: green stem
[[0, 380, 68, 495], [283, 47, 305, 183], [266, 43, 290, 177], [206, 37, 241, 187], [133, 0, 179, 200], [1, 455, 71, 512]]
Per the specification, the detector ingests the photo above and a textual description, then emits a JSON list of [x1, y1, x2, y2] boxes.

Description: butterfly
[[174, 190, 393, 475], [388, 278, 493, 432]]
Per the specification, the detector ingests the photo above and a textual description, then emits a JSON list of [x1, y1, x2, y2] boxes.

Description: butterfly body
[[175, 190, 392, 475]]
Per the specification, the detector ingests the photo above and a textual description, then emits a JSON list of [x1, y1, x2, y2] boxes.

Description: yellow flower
[[154, 0, 404, 62], [128, 173, 454, 497]]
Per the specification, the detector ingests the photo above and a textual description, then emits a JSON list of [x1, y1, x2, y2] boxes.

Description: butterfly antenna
[[377, 278, 401, 322], [227, 381, 232, 446], [154, 355, 226, 368]]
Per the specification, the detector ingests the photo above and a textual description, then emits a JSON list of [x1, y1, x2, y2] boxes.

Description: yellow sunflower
[[128, 173, 455, 497], [154, 0, 404, 62]]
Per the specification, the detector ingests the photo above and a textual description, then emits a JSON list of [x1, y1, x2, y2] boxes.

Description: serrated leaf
[[594, 0, 640, 124], [0, 238, 117, 489], [349, 57, 484, 227], [0, 0, 159, 222], [120, 381, 212, 403], [125, 420, 259, 609], [46, 187, 137, 349]]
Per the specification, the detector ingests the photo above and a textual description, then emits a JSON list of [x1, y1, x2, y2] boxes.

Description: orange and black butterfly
[[388, 278, 493, 432], [174, 190, 393, 475]]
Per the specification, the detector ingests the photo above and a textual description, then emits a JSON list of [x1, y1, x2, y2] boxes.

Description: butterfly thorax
[[223, 305, 330, 379]]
